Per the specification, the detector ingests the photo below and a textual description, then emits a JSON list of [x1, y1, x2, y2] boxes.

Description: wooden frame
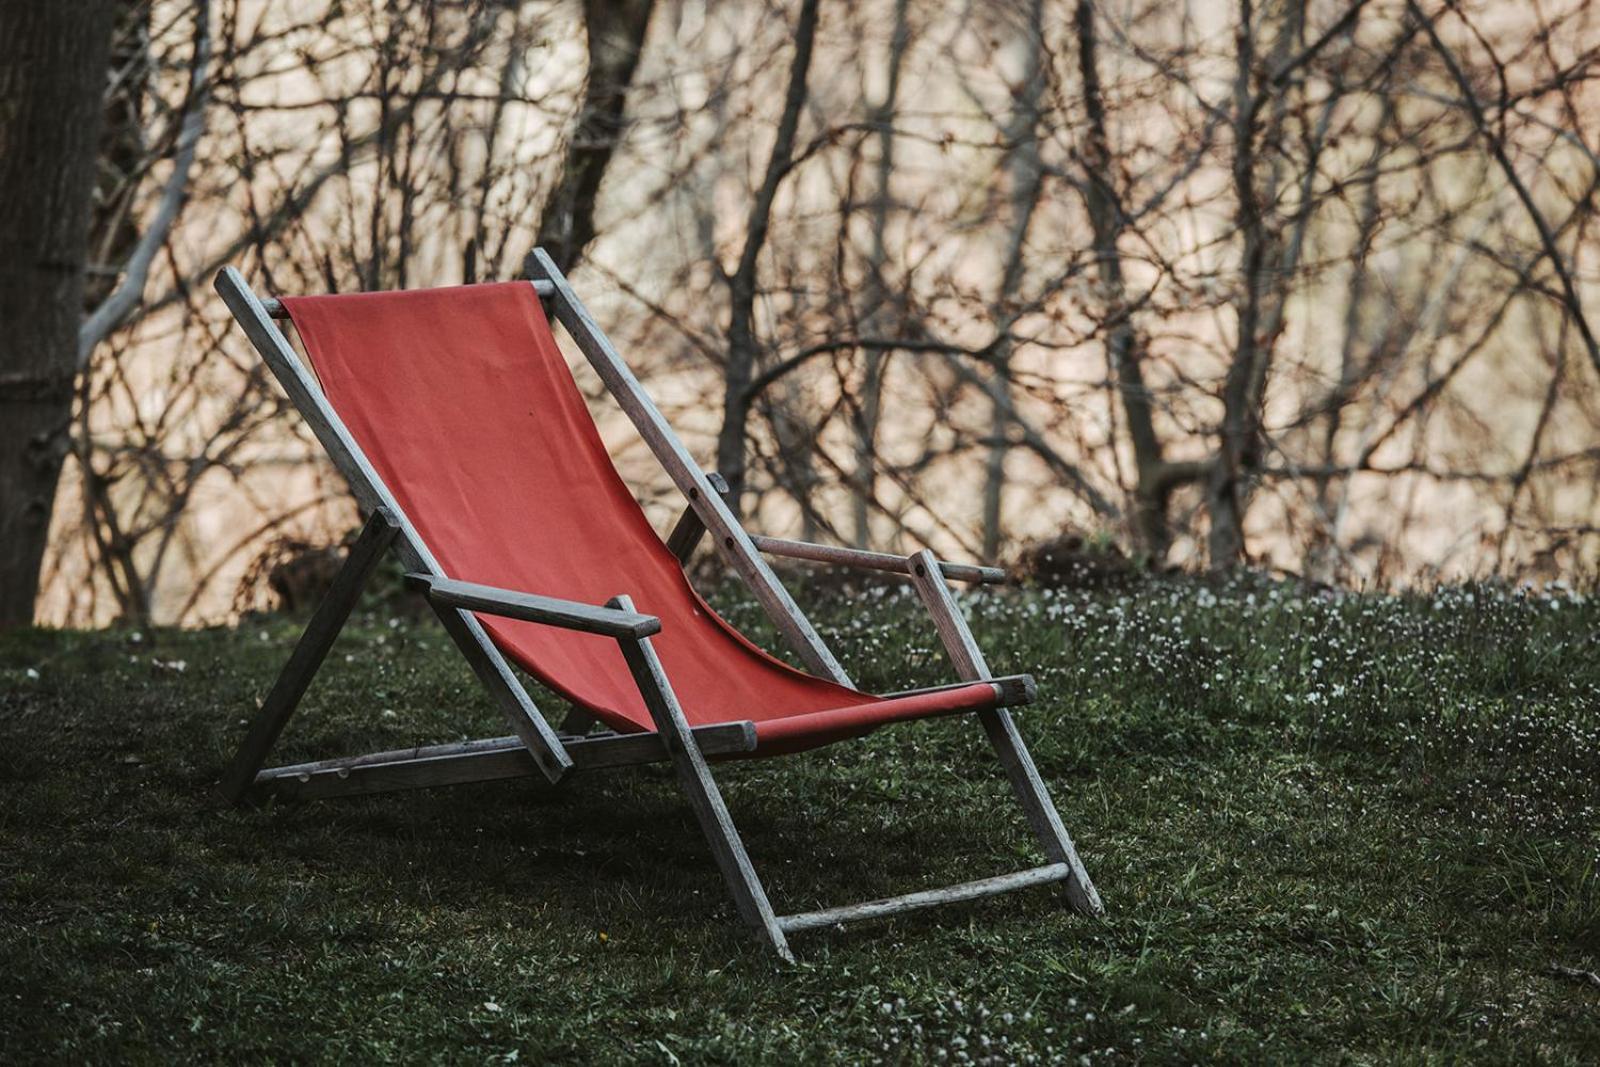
[[214, 255, 1101, 961], [215, 267, 572, 785]]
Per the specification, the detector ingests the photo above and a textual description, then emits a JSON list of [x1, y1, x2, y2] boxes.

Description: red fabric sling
[[281, 282, 998, 753]]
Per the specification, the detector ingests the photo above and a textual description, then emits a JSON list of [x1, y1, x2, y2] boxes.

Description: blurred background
[[3, 0, 1597, 628]]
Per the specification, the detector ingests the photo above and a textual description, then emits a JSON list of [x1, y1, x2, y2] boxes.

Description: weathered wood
[[260, 280, 554, 319], [407, 573, 661, 639], [753, 535, 1006, 584], [778, 863, 1071, 934], [249, 721, 759, 802], [665, 471, 730, 564], [221, 262, 1102, 954], [611, 594, 793, 962], [214, 267, 572, 783], [660, 466, 1002, 587], [526, 250, 851, 688], [217, 509, 400, 805], [906, 548, 1103, 916], [427, 604, 575, 782], [882, 673, 1036, 707]]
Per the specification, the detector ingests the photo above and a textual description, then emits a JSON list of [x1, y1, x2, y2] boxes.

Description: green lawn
[[2, 572, 1597, 1062]]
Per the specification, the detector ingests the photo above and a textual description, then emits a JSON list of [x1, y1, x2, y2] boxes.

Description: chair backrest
[[280, 282, 870, 733]]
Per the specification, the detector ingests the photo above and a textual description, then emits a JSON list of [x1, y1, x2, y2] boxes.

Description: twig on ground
[[1548, 964, 1600, 990]]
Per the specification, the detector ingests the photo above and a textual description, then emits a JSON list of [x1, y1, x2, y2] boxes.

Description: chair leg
[[610, 595, 794, 962], [906, 549, 1103, 916], [429, 605, 574, 784], [218, 509, 400, 805], [976, 707, 1103, 914]]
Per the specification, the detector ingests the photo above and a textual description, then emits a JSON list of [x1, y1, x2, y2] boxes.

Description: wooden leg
[[430, 605, 573, 784], [906, 549, 1103, 916], [218, 509, 400, 805], [610, 595, 794, 962]]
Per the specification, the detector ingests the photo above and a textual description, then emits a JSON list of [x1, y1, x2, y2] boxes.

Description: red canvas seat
[[280, 283, 999, 753]]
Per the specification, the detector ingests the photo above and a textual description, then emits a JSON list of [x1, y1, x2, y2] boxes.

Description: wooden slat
[[407, 573, 661, 638], [753, 536, 1006, 585], [249, 721, 759, 802], [214, 267, 572, 783], [525, 250, 852, 688], [779, 863, 1071, 934], [906, 548, 1103, 916], [260, 280, 555, 319], [217, 509, 400, 804], [611, 594, 794, 962]]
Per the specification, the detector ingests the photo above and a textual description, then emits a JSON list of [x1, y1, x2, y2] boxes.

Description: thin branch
[[1408, 0, 1600, 379], [79, 1, 212, 366]]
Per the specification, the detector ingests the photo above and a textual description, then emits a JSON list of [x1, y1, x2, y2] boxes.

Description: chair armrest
[[749, 536, 1007, 585], [662, 470, 1005, 585], [405, 574, 662, 639]]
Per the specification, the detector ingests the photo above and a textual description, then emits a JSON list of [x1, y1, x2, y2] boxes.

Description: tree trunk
[[715, 0, 820, 511], [533, 0, 656, 274], [851, 0, 911, 548], [979, 0, 1046, 561], [1076, 0, 1173, 559], [1205, 0, 1301, 569], [0, 1, 117, 627]]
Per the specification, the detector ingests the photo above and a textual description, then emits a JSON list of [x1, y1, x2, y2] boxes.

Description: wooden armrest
[[405, 574, 662, 639], [661, 469, 1004, 585], [750, 536, 1007, 585]]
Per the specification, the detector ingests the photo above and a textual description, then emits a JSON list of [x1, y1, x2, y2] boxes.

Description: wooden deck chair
[[214, 250, 1102, 960]]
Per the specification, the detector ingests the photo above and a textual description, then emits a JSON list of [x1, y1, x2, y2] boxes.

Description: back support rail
[[260, 280, 555, 319], [525, 250, 854, 688], [214, 268, 573, 783]]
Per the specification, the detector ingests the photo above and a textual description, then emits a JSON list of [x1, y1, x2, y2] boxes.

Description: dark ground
[[2, 573, 1597, 1062]]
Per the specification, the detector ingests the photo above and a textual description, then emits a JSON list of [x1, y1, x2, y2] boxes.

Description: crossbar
[[260, 279, 555, 319], [662, 470, 1006, 584], [778, 863, 1072, 934], [753, 536, 1006, 584], [250, 721, 759, 802]]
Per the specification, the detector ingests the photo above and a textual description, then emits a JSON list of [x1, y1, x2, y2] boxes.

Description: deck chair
[[214, 250, 1102, 960]]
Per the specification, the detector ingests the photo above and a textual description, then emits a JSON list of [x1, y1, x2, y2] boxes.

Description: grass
[[2, 570, 1598, 1063]]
